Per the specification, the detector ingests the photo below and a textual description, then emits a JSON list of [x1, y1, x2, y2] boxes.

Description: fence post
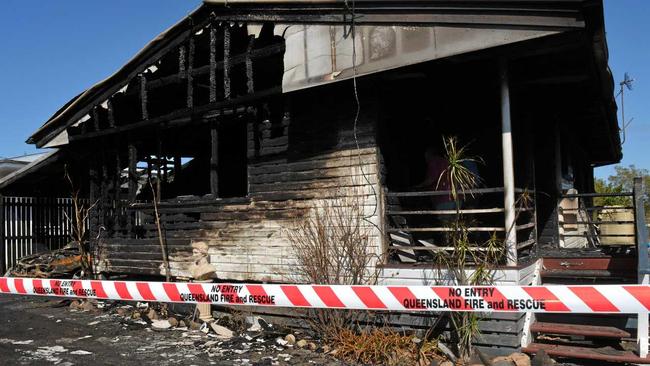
[[0, 195, 4, 275], [634, 177, 649, 358]]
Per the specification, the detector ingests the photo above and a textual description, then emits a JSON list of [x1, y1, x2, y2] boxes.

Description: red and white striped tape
[[1, 277, 650, 313]]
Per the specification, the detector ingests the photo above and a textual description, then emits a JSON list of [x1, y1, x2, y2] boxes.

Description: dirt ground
[[0, 294, 346, 366]]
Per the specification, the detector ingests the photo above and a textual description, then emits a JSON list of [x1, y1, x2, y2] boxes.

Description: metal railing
[[385, 187, 536, 264], [558, 191, 636, 250]]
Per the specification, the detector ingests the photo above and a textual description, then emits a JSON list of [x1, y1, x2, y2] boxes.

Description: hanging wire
[[344, 1, 382, 234]]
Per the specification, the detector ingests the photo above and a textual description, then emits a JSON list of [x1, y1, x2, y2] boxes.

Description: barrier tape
[[1, 277, 650, 313]]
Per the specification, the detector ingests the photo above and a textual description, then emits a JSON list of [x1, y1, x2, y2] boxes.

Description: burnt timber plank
[[522, 343, 650, 364], [542, 256, 636, 271], [540, 269, 635, 279], [530, 321, 631, 338]]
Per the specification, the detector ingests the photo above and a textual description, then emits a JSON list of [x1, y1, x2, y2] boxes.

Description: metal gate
[[0, 197, 75, 274]]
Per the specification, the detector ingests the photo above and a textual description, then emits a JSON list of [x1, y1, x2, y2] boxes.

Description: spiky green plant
[[428, 137, 535, 361], [430, 137, 499, 361], [437, 136, 483, 203]]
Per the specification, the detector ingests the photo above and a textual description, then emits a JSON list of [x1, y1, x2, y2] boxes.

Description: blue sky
[[0, 1, 646, 179]]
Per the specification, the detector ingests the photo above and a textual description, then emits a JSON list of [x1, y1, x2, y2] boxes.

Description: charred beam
[[68, 86, 281, 142], [246, 36, 255, 94], [127, 144, 138, 236], [114, 152, 121, 201], [179, 45, 186, 76], [174, 155, 182, 183], [209, 24, 217, 103], [140, 75, 148, 120], [92, 106, 100, 131], [223, 25, 231, 99], [89, 162, 100, 236], [33, 15, 219, 148], [156, 138, 163, 202], [107, 99, 115, 128], [128, 144, 138, 203], [210, 120, 219, 197], [187, 38, 195, 108], [121, 42, 284, 96]]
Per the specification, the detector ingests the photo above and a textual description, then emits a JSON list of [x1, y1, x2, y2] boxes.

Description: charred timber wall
[[96, 84, 385, 282]]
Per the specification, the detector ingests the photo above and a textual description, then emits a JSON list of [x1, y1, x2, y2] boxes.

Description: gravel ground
[[0, 294, 345, 366]]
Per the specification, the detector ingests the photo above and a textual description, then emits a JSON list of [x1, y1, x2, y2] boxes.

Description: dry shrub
[[288, 195, 377, 286], [287, 192, 380, 338], [331, 327, 445, 366]]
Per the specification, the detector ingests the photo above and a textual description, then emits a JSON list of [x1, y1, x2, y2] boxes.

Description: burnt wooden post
[[89, 163, 99, 238], [128, 144, 138, 236], [210, 120, 219, 197], [223, 25, 231, 99], [179, 45, 187, 76], [209, 24, 217, 102], [499, 59, 517, 266], [128, 144, 138, 203], [140, 75, 148, 120], [156, 137, 163, 202], [0, 195, 5, 275], [100, 157, 110, 231], [554, 121, 563, 247], [634, 177, 649, 357], [174, 155, 182, 183], [245, 36, 255, 94], [92, 106, 100, 132], [187, 38, 195, 108], [107, 99, 115, 128], [113, 152, 122, 233]]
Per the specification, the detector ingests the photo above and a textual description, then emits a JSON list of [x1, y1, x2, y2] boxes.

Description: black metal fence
[[0, 197, 75, 274]]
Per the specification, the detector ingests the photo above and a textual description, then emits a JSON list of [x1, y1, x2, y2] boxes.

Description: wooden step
[[530, 321, 631, 338], [542, 256, 636, 271], [541, 269, 635, 279], [523, 343, 650, 364]]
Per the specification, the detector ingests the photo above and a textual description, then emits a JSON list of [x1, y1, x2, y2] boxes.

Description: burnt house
[[7, 0, 641, 357]]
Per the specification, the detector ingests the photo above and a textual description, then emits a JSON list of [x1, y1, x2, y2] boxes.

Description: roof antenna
[[617, 72, 634, 144]]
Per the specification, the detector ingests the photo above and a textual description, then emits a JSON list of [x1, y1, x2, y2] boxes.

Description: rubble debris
[[491, 352, 531, 366], [284, 334, 296, 344], [69, 350, 93, 355], [246, 316, 263, 332], [296, 339, 308, 348], [0, 338, 34, 345], [151, 319, 173, 330], [209, 322, 234, 339], [81, 301, 95, 312], [510, 352, 531, 366], [168, 317, 179, 327], [146, 308, 159, 320], [9, 245, 82, 278], [531, 350, 555, 366], [189, 320, 201, 330]]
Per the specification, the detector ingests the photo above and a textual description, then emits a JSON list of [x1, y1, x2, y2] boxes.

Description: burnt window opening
[[132, 154, 211, 201], [217, 117, 248, 198]]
